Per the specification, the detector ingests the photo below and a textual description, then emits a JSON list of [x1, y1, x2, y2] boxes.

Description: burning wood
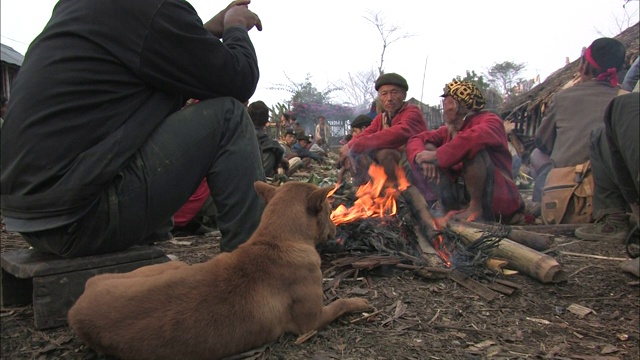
[[399, 181, 567, 284], [325, 161, 566, 288]]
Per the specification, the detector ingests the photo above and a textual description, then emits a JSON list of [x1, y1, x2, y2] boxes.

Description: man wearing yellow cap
[[406, 80, 524, 223]]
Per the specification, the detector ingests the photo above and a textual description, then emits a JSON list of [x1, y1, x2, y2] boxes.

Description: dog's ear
[[307, 185, 335, 215], [254, 181, 277, 204]]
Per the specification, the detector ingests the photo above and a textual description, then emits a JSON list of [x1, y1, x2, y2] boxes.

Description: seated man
[[0, 1, 265, 256], [280, 129, 304, 176], [351, 114, 373, 136], [339, 73, 428, 186], [531, 37, 627, 206], [576, 92, 639, 242], [248, 100, 287, 178], [293, 132, 323, 167], [337, 114, 373, 183], [406, 80, 524, 223]]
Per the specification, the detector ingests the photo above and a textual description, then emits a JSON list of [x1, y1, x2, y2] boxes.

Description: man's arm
[[203, 1, 261, 37]]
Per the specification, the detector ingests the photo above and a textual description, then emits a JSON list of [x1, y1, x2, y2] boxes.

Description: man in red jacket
[[339, 73, 428, 186], [406, 81, 524, 223]]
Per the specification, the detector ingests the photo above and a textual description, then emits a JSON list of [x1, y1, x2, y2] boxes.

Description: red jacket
[[406, 111, 523, 217], [348, 104, 427, 154]]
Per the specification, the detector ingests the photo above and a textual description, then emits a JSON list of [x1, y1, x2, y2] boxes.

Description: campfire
[[321, 162, 568, 300], [330, 163, 410, 226]]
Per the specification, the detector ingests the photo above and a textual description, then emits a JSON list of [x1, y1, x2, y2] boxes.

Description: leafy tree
[[271, 74, 353, 136], [453, 70, 491, 92], [452, 70, 503, 110], [486, 61, 526, 101]]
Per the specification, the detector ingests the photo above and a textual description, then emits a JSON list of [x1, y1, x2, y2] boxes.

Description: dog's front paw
[[347, 298, 373, 312]]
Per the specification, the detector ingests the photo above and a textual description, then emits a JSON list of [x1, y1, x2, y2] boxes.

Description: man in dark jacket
[[1, 0, 264, 255], [247, 100, 286, 178]]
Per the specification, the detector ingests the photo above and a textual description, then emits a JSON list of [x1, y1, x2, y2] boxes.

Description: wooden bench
[[1, 246, 170, 329]]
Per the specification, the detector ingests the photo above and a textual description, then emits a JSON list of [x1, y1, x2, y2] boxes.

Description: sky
[[1, 0, 639, 108]]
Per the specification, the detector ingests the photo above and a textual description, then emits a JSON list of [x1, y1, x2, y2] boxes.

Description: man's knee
[[530, 148, 551, 175], [463, 150, 491, 172], [375, 149, 402, 165]]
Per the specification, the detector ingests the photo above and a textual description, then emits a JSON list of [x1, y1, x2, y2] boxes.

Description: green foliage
[[268, 103, 290, 123], [451, 70, 503, 110], [487, 61, 526, 97], [453, 70, 491, 93]]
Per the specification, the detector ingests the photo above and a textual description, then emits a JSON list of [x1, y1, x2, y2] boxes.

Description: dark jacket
[[1, 0, 259, 220], [256, 128, 284, 177]]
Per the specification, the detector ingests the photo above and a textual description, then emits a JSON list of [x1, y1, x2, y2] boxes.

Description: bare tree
[[364, 10, 413, 76], [332, 68, 378, 108], [594, 0, 639, 36]]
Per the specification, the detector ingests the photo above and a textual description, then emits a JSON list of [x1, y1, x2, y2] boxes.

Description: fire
[[431, 219, 452, 267], [330, 163, 410, 226]]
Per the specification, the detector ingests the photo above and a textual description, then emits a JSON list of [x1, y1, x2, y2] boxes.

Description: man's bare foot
[[449, 207, 484, 222]]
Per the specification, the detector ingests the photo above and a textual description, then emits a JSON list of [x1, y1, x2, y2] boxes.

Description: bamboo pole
[[448, 223, 567, 284], [456, 220, 555, 251]]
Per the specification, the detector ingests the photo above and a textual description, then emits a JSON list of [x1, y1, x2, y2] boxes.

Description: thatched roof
[[504, 22, 639, 117]]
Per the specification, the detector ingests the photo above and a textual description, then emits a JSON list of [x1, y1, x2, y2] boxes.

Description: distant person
[[248, 100, 287, 178], [337, 114, 373, 183], [338, 73, 428, 186], [406, 80, 524, 223], [0, 0, 265, 256], [293, 132, 323, 167], [339, 115, 372, 145], [350, 114, 372, 136], [314, 115, 330, 147], [280, 129, 304, 176], [277, 113, 290, 140]]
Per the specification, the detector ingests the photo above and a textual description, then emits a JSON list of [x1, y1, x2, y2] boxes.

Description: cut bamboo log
[[510, 223, 582, 235], [449, 223, 567, 283], [457, 220, 555, 251]]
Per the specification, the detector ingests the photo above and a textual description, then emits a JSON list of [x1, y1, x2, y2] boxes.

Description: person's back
[[540, 81, 620, 167], [248, 101, 285, 177], [534, 37, 626, 168], [1, 0, 265, 256]]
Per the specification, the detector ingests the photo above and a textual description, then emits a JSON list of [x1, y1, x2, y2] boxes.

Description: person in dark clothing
[[293, 132, 323, 166], [575, 93, 639, 243], [0, 0, 265, 256], [247, 100, 287, 178]]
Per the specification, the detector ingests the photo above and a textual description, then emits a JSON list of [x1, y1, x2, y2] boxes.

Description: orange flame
[[330, 163, 409, 226], [431, 218, 452, 267]]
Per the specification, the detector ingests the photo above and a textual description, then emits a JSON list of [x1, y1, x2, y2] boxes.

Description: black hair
[[247, 101, 270, 127], [585, 38, 626, 76]]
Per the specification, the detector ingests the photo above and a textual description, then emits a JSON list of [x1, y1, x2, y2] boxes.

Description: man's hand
[[503, 119, 515, 134], [415, 150, 439, 182], [420, 162, 439, 182], [204, 0, 261, 37], [338, 144, 351, 166]]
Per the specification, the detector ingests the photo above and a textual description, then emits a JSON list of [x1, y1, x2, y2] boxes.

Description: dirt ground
[[1, 166, 639, 359]]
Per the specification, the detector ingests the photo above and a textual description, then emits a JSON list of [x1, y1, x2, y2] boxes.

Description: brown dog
[[67, 181, 372, 360]]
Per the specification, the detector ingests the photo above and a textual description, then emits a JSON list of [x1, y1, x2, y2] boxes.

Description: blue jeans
[[23, 98, 265, 256]]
